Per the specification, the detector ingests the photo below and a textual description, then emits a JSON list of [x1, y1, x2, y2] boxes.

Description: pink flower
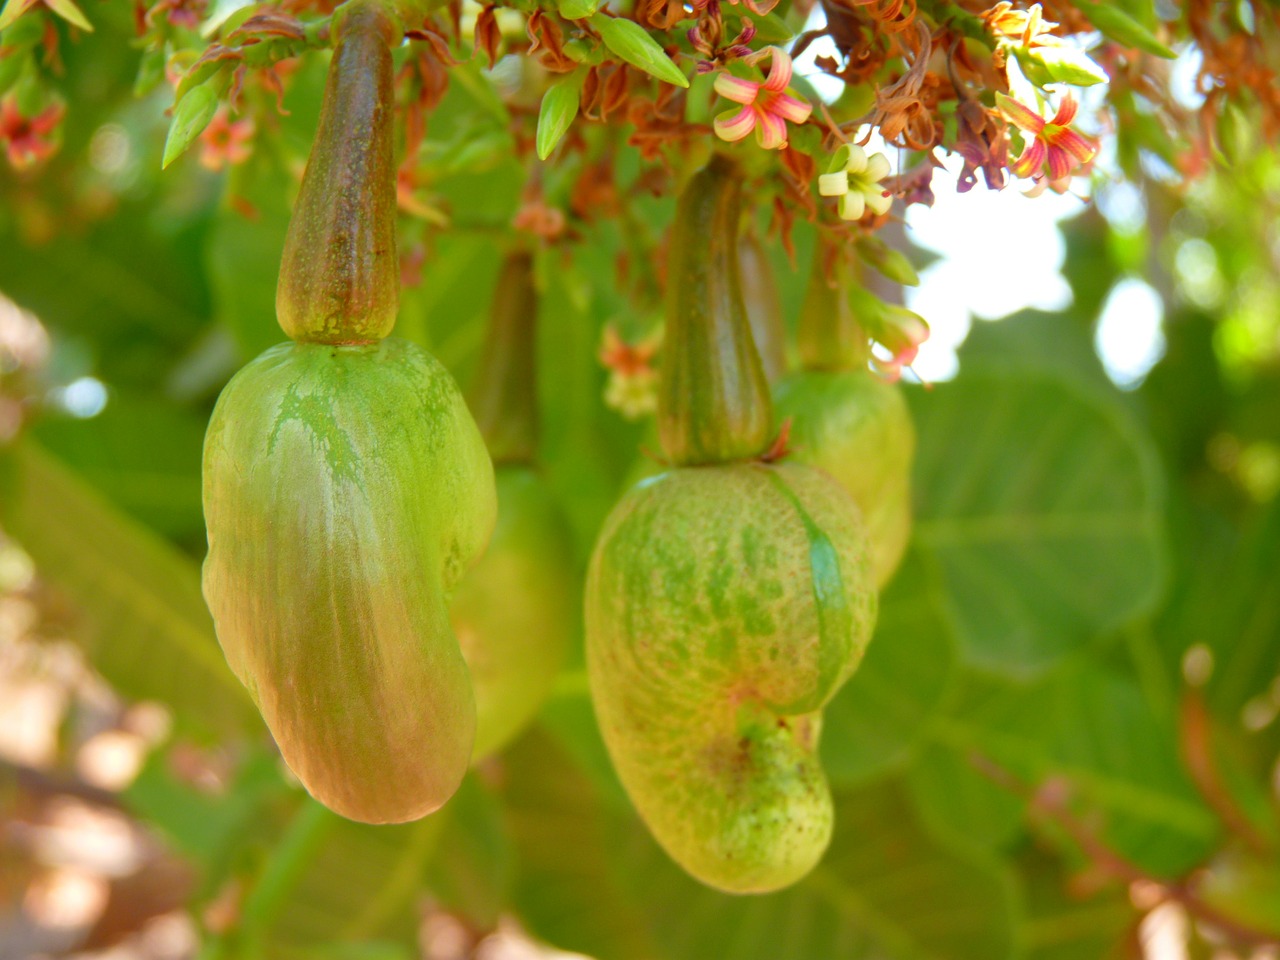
[[867, 305, 929, 382], [712, 47, 812, 151], [199, 109, 254, 171], [0, 95, 64, 170], [996, 92, 1096, 182]]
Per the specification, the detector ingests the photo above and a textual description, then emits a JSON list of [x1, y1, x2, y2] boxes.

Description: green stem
[[469, 251, 539, 465], [738, 231, 789, 384], [658, 155, 773, 467], [276, 0, 403, 344], [796, 250, 872, 373]]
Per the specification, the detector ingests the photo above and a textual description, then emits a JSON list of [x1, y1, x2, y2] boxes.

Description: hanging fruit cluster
[[4, 0, 1266, 898]]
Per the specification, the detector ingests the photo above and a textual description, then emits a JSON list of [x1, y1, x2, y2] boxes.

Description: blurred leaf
[[503, 729, 655, 960], [591, 15, 689, 88], [0, 439, 256, 739], [241, 799, 443, 949], [1198, 847, 1280, 938], [536, 71, 584, 161], [425, 774, 513, 930], [1016, 847, 1136, 960], [907, 740, 1026, 853], [821, 551, 958, 785], [503, 729, 1019, 960], [163, 79, 221, 169], [934, 661, 1219, 877], [1073, 0, 1176, 58], [911, 367, 1167, 675], [855, 234, 919, 286], [206, 158, 294, 361], [125, 747, 289, 886], [32, 396, 206, 543]]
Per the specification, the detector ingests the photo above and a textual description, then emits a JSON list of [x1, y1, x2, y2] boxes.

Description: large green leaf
[[0, 439, 256, 739], [503, 728, 1019, 960], [425, 774, 514, 930], [911, 367, 1167, 675], [928, 661, 1219, 877], [821, 550, 958, 785], [240, 798, 442, 950]]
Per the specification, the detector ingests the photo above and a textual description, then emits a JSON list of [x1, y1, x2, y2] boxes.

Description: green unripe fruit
[[774, 372, 914, 587], [586, 463, 877, 893], [202, 339, 496, 824], [451, 466, 576, 760]]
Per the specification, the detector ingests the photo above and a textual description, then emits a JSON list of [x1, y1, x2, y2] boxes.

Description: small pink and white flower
[[712, 47, 812, 151]]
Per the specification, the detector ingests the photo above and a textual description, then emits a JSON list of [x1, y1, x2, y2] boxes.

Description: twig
[[968, 753, 1280, 948]]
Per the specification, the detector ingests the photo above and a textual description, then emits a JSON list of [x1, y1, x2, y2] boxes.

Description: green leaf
[[536, 71, 584, 161], [0, 0, 38, 33], [163, 78, 220, 169], [44, 0, 93, 30], [820, 551, 958, 785], [557, 0, 597, 19], [1017, 846, 1137, 960], [33, 397, 207, 543], [502, 730, 656, 960], [932, 661, 1220, 876], [748, 11, 793, 43], [1017, 45, 1108, 87], [910, 367, 1167, 675], [0, 440, 257, 740], [1073, 0, 1176, 58], [241, 798, 443, 949], [425, 775, 513, 929], [503, 730, 1020, 960], [591, 14, 689, 88], [854, 234, 919, 287]]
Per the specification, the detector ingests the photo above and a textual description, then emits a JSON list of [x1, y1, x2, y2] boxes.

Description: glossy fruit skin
[[202, 338, 495, 824], [774, 371, 914, 588], [586, 463, 877, 893], [450, 465, 576, 760]]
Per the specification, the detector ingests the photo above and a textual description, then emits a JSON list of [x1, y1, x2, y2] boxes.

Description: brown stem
[[1178, 687, 1275, 856], [276, 0, 403, 343], [967, 753, 1280, 948]]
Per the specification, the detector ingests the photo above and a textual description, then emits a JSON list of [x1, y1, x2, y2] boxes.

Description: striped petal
[[762, 46, 793, 93], [838, 190, 866, 221], [714, 72, 761, 105], [864, 187, 893, 216], [714, 106, 757, 143], [1050, 126, 1096, 163], [817, 172, 849, 196], [755, 109, 788, 149], [996, 92, 1045, 134], [1009, 137, 1046, 178], [771, 92, 812, 124], [1045, 144, 1073, 181], [1049, 93, 1079, 127]]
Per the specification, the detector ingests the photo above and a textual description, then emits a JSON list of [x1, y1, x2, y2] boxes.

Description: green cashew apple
[[451, 466, 576, 760], [773, 258, 915, 587], [203, 340, 494, 823], [587, 157, 877, 894], [202, 0, 496, 824], [587, 464, 876, 893], [774, 372, 914, 587], [449, 252, 577, 761]]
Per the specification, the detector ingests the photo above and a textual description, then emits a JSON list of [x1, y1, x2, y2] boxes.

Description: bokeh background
[[2, 2, 1280, 958]]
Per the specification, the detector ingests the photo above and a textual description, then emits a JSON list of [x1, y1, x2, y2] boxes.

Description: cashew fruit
[[203, 339, 495, 823], [586, 157, 877, 894], [202, 0, 496, 825], [774, 372, 914, 587]]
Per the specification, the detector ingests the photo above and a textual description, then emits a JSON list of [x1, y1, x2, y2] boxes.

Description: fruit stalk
[[276, 0, 403, 343], [658, 155, 773, 466], [796, 249, 872, 372], [468, 252, 538, 465]]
